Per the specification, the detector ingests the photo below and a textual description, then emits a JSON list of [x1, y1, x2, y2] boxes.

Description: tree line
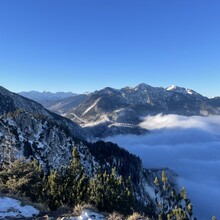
[[0, 147, 135, 215]]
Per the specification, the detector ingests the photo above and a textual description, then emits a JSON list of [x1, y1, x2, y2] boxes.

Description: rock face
[[0, 86, 90, 169], [0, 86, 177, 212]]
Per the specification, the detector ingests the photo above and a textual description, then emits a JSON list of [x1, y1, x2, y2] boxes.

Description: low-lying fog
[[106, 114, 220, 220]]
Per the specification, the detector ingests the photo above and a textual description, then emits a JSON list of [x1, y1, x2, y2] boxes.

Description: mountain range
[[2, 83, 217, 217], [19, 83, 220, 137], [1, 85, 175, 215], [19, 91, 78, 108]]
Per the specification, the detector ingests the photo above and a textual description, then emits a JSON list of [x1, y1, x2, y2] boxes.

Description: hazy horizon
[[2, 83, 220, 98]]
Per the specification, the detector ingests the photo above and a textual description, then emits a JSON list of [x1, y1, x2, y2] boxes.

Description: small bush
[[73, 204, 98, 216], [108, 212, 125, 220], [127, 212, 145, 220]]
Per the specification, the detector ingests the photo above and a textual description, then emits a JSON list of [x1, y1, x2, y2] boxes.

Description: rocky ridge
[[0, 86, 177, 216], [62, 84, 220, 137]]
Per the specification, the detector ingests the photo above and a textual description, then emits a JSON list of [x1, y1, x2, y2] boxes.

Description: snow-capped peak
[[186, 89, 194, 95], [166, 85, 177, 91], [166, 85, 198, 96]]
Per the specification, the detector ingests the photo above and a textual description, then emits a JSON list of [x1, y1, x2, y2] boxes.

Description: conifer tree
[[153, 170, 195, 220], [63, 147, 89, 206], [89, 167, 134, 214], [46, 170, 63, 210], [0, 158, 44, 202]]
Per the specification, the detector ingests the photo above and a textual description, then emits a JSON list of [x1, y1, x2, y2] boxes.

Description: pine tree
[[89, 171, 105, 209], [63, 147, 89, 206], [46, 169, 65, 210], [89, 167, 135, 214], [153, 170, 194, 220], [0, 158, 44, 201]]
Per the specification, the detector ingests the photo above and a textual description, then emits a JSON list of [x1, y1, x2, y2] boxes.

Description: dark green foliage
[[23, 140, 33, 157], [87, 141, 142, 185], [0, 147, 136, 215], [89, 168, 135, 215], [45, 170, 63, 210], [43, 147, 90, 210], [86, 141, 154, 215], [0, 159, 44, 202], [61, 147, 89, 206]]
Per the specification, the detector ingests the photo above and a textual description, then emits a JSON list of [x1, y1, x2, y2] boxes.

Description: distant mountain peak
[[166, 85, 178, 91], [18, 91, 77, 102], [135, 83, 152, 89], [97, 87, 119, 95], [166, 85, 199, 96], [166, 85, 188, 92]]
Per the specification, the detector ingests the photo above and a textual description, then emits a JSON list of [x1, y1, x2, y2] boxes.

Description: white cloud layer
[[106, 114, 220, 220]]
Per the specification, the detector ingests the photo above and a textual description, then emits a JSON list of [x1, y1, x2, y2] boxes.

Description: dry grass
[[108, 211, 125, 220], [127, 212, 145, 220], [73, 203, 98, 216]]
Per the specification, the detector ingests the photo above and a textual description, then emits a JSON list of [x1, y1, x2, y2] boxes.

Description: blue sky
[[0, 0, 220, 97]]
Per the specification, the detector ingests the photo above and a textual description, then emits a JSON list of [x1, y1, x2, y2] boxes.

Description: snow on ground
[[68, 112, 86, 123], [81, 98, 101, 116], [108, 122, 134, 128], [145, 184, 155, 200], [62, 209, 106, 220], [82, 115, 110, 127], [0, 197, 39, 218]]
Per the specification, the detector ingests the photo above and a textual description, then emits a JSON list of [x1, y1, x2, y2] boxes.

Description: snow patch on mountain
[[81, 98, 101, 116], [82, 115, 110, 127], [166, 85, 177, 91], [166, 85, 199, 96]]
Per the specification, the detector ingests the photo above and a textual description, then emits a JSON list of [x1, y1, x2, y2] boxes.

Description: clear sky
[[0, 0, 220, 97]]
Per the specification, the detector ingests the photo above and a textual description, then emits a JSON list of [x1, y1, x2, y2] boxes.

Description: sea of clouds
[[106, 114, 220, 220]]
